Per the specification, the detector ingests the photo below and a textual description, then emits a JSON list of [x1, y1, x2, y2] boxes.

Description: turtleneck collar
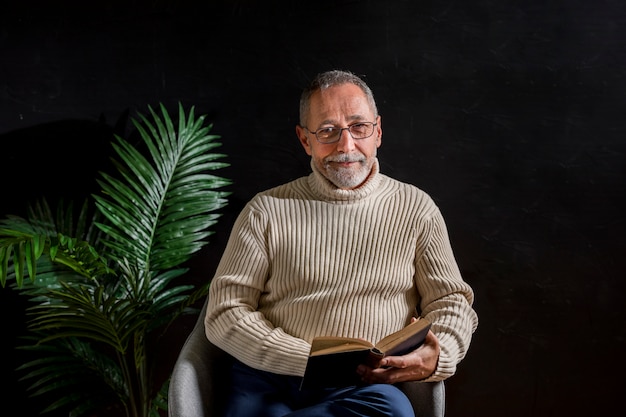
[[307, 158, 382, 202]]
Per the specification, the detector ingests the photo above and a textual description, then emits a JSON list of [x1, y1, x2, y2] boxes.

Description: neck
[[308, 158, 381, 202]]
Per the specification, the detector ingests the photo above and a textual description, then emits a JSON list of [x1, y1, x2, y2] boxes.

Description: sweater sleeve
[[414, 208, 479, 382], [204, 201, 311, 376]]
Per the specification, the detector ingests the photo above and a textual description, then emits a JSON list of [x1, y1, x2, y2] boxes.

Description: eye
[[317, 127, 336, 135], [350, 123, 368, 133]]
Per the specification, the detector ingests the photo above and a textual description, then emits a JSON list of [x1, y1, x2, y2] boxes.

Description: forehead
[[308, 84, 374, 123]]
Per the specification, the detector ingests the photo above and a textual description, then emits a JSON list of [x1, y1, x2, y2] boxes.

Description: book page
[[375, 318, 430, 353], [310, 336, 374, 356]]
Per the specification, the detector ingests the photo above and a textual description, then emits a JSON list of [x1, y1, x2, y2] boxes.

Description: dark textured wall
[[1, 1, 625, 416]]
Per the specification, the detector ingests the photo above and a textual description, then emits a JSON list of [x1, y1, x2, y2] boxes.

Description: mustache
[[324, 154, 366, 163]]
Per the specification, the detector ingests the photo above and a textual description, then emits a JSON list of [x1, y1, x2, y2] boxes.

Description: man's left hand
[[356, 329, 440, 384]]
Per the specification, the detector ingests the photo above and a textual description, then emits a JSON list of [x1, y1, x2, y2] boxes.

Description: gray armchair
[[168, 299, 446, 417]]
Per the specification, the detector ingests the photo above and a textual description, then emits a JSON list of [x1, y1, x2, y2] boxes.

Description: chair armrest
[[168, 300, 231, 417], [397, 380, 446, 417]]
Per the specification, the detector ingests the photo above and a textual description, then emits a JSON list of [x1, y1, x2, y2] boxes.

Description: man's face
[[296, 83, 382, 190]]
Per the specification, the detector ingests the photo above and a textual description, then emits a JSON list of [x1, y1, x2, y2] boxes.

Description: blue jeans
[[221, 360, 415, 417]]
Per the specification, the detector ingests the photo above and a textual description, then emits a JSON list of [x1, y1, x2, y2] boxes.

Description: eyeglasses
[[303, 122, 377, 144]]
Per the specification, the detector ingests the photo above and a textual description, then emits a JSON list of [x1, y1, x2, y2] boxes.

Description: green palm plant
[[0, 103, 231, 417]]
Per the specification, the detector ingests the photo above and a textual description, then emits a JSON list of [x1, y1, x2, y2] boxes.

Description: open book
[[300, 317, 431, 390]]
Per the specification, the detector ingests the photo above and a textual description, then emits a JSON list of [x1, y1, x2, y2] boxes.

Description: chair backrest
[[168, 299, 445, 417]]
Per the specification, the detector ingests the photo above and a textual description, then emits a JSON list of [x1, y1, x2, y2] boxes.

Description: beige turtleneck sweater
[[205, 159, 478, 382]]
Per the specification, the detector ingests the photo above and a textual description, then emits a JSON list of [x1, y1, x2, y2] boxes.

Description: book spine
[[366, 348, 385, 368]]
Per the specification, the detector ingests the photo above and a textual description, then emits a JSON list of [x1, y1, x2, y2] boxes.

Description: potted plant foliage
[[0, 103, 231, 417]]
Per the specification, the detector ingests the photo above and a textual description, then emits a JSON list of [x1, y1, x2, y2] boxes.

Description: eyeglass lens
[[316, 123, 375, 143]]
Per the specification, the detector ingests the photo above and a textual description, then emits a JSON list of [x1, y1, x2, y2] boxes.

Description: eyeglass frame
[[302, 121, 378, 144]]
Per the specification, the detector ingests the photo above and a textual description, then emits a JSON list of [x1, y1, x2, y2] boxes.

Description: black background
[[1, 1, 625, 416]]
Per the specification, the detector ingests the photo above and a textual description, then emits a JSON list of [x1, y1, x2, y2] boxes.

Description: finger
[[367, 363, 425, 384]]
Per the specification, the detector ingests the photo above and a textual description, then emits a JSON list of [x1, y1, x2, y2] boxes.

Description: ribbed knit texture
[[205, 158, 478, 381]]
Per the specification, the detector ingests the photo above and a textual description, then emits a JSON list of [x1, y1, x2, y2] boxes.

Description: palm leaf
[[94, 102, 231, 277], [2, 102, 231, 417], [17, 335, 124, 416], [0, 200, 109, 288]]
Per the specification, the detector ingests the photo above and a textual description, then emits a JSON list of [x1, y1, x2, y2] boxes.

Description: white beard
[[322, 152, 375, 189]]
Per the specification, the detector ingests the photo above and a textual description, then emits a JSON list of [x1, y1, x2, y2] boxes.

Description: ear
[[375, 115, 382, 148], [296, 125, 313, 156]]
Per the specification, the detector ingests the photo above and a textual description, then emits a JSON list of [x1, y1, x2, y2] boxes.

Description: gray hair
[[299, 70, 378, 127]]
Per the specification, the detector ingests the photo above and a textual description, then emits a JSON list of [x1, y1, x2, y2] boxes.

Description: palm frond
[[94, 103, 231, 279], [28, 283, 151, 353], [0, 199, 109, 288], [151, 378, 170, 417], [2, 103, 231, 417], [17, 336, 123, 416]]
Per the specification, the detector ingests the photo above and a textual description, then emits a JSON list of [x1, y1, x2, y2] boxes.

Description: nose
[[336, 128, 356, 153]]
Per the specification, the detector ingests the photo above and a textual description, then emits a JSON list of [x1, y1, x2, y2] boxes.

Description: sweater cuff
[[423, 349, 456, 382]]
